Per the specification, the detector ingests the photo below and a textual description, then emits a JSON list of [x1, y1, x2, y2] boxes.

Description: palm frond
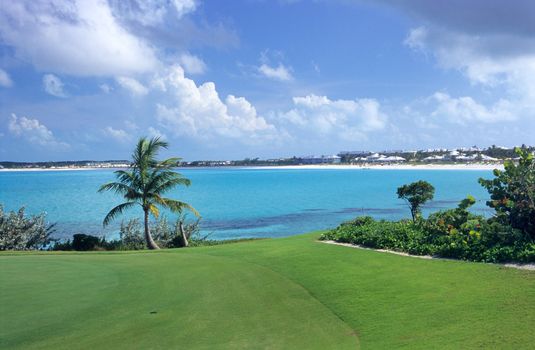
[[158, 197, 200, 217], [145, 170, 191, 195], [144, 137, 168, 167], [149, 204, 160, 218], [103, 202, 138, 227], [157, 157, 182, 168], [154, 177, 191, 194], [98, 182, 135, 195], [114, 170, 136, 183]]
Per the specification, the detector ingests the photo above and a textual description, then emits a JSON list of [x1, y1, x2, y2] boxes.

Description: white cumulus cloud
[[178, 53, 207, 75], [109, 0, 196, 26], [429, 92, 516, 124], [8, 114, 69, 149], [258, 63, 293, 81], [116, 76, 149, 96], [0, 68, 13, 87], [147, 127, 166, 139], [154, 65, 277, 142], [43, 74, 66, 97], [0, 0, 158, 76], [102, 126, 132, 143], [99, 84, 112, 93], [279, 94, 387, 141]]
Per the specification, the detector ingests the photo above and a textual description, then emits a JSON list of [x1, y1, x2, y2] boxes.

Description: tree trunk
[[178, 220, 189, 248], [144, 209, 160, 250]]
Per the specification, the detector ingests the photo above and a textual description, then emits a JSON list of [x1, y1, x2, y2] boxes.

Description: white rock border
[[320, 240, 535, 271]]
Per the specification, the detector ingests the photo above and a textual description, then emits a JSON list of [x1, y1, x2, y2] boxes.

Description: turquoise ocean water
[[0, 168, 494, 240]]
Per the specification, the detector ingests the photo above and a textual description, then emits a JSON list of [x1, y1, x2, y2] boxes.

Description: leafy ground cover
[[1, 233, 534, 349]]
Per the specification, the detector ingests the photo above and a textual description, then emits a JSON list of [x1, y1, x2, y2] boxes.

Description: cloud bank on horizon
[[0, 0, 533, 161]]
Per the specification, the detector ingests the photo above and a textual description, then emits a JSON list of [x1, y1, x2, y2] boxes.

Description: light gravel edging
[[320, 240, 535, 271]]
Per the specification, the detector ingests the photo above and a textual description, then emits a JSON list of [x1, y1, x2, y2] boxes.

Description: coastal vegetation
[[478, 147, 535, 239], [48, 216, 232, 251], [0, 205, 55, 250], [98, 137, 198, 249], [322, 148, 535, 263], [396, 180, 435, 221]]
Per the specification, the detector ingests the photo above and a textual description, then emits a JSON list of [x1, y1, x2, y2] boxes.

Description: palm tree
[[99, 137, 198, 249]]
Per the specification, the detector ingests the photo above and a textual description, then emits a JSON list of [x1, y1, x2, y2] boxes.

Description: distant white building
[[423, 155, 446, 162], [384, 156, 406, 162], [456, 154, 478, 161], [362, 154, 405, 163], [301, 155, 341, 164], [480, 154, 499, 161], [366, 153, 383, 161]]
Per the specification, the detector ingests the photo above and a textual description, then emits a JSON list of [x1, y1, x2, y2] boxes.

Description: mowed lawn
[[1, 233, 534, 349]]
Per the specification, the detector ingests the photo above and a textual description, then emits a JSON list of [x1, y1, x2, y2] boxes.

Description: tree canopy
[[397, 180, 435, 221], [479, 148, 535, 239]]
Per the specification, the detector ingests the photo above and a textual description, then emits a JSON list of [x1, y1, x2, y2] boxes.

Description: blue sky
[[0, 0, 534, 161]]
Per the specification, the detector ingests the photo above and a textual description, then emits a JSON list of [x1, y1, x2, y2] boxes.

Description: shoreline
[[0, 163, 503, 172], [0, 167, 129, 172], [249, 163, 503, 171]]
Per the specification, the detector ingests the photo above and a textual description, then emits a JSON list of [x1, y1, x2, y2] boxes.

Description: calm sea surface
[[0, 168, 494, 240]]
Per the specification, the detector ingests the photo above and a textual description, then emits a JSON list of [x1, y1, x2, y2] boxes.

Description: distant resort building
[[353, 153, 406, 163], [422, 152, 499, 162], [301, 155, 341, 164], [422, 155, 446, 162]]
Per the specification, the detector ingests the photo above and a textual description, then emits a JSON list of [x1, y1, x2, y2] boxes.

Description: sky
[[0, 0, 534, 161]]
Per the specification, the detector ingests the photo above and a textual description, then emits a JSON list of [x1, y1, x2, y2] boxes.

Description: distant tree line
[[0, 160, 130, 169]]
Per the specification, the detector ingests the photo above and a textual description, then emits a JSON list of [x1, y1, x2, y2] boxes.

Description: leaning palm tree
[[99, 137, 198, 249]]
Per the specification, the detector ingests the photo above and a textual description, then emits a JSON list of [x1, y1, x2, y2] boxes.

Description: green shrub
[[0, 205, 55, 250], [479, 147, 535, 239], [324, 212, 534, 263], [117, 219, 146, 250], [72, 234, 103, 251], [322, 219, 433, 255]]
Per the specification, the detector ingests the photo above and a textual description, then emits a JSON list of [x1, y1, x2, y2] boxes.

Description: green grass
[[1, 233, 534, 349]]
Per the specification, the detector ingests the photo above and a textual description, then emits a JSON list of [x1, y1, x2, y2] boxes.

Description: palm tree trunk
[[178, 220, 189, 248], [144, 209, 160, 250]]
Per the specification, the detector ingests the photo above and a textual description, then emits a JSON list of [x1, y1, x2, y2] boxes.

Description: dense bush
[[71, 234, 104, 251], [116, 218, 146, 250], [321, 199, 535, 263], [0, 205, 55, 250], [479, 148, 535, 239], [322, 217, 434, 255]]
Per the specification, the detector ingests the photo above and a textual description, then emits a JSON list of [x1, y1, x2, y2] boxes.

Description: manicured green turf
[[1, 233, 534, 349]]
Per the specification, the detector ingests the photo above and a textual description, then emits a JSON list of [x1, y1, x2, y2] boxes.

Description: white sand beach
[[250, 163, 504, 171], [1, 163, 504, 172], [0, 167, 128, 172]]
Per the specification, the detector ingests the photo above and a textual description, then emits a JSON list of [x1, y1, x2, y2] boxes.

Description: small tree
[[0, 205, 55, 250], [397, 180, 435, 221], [479, 148, 535, 239]]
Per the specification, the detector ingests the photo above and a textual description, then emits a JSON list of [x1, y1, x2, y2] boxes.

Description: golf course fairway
[[1, 233, 534, 349]]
